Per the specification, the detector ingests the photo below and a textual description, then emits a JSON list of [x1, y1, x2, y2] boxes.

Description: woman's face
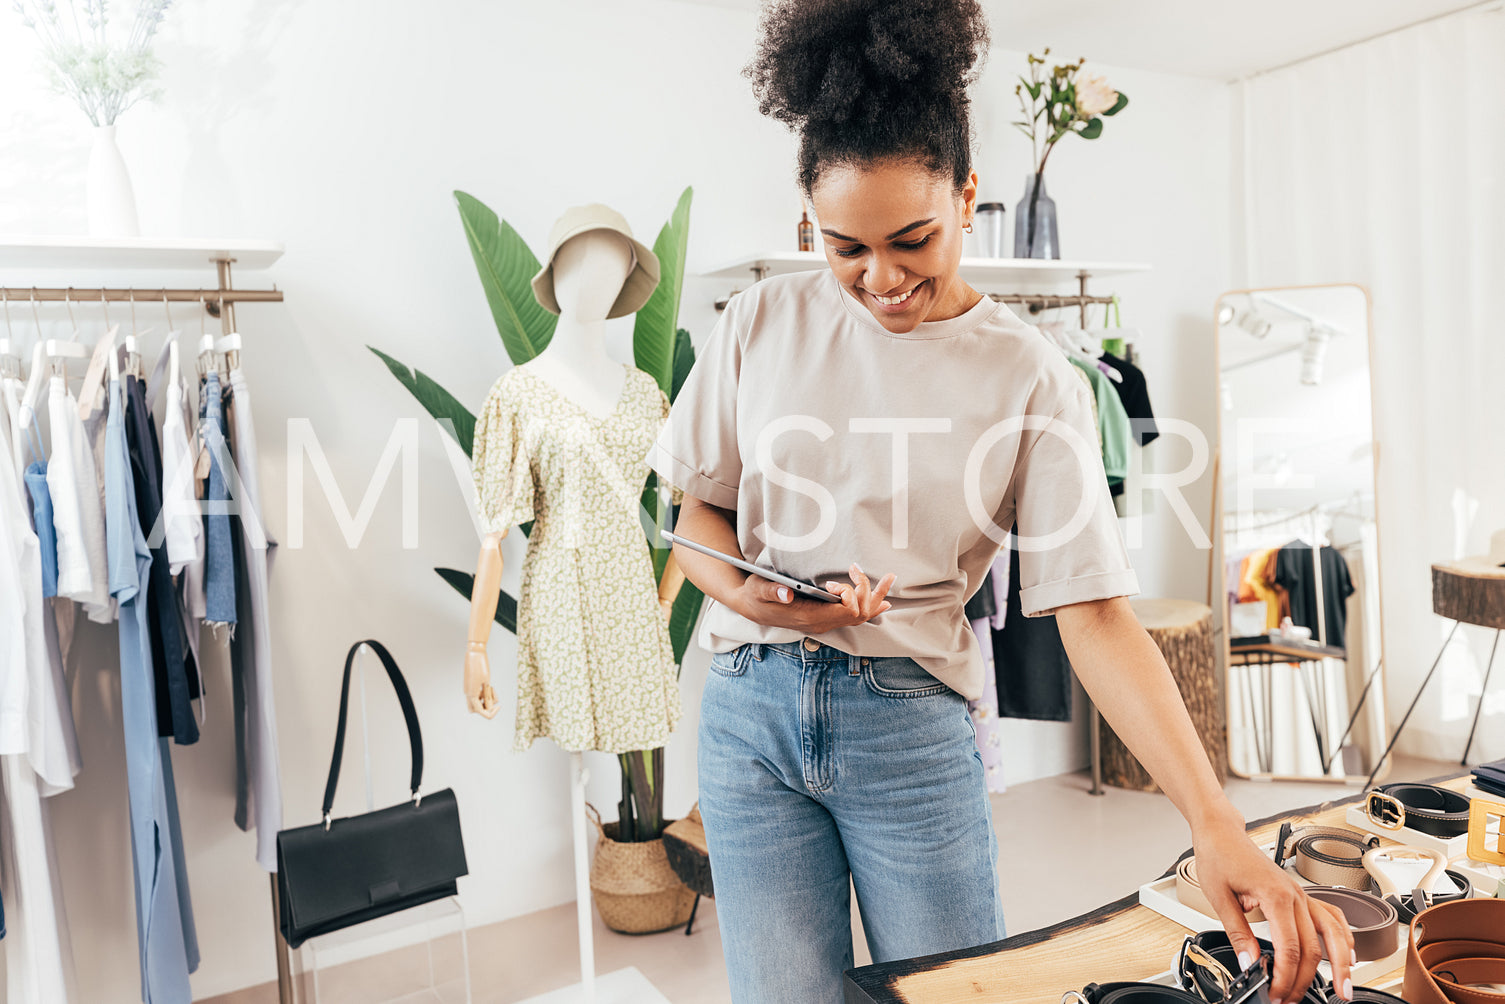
[[809, 158, 979, 334]]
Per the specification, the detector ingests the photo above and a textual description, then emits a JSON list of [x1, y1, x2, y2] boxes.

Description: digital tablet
[[660, 531, 843, 604]]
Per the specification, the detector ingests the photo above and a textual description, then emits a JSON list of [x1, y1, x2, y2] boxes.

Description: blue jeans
[[698, 638, 1006, 1003]]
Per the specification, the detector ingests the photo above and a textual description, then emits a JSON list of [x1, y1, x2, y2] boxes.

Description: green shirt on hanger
[[1069, 357, 1132, 486]]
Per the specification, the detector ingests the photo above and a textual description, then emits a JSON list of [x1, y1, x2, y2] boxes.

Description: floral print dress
[[472, 362, 683, 754]]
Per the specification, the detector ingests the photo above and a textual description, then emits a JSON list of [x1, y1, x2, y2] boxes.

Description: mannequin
[[463, 214, 686, 1001], [463, 228, 683, 717]]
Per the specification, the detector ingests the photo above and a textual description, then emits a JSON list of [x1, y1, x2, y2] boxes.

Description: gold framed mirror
[[1213, 283, 1388, 782]]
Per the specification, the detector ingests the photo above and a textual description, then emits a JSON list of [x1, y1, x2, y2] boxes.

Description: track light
[[1300, 325, 1332, 385]]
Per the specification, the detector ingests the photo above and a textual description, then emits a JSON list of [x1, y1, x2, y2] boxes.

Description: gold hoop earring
[[963, 222, 974, 233]]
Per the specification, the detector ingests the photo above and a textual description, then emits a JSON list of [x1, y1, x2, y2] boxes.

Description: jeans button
[[802, 637, 820, 652]]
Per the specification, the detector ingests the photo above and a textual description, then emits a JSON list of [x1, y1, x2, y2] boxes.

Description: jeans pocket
[[863, 656, 951, 698], [707, 645, 749, 678]]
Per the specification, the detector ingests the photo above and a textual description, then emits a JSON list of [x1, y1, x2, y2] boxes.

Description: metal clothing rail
[[1, 255, 296, 1003]]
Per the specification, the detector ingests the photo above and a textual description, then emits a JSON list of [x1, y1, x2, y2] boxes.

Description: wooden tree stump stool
[[661, 803, 713, 935], [1433, 555, 1505, 629], [1098, 599, 1226, 792]]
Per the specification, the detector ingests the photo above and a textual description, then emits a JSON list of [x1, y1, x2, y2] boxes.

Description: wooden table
[[843, 774, 1471, 1003]]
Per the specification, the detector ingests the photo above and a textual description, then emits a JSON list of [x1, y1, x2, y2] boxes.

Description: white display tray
[[1138, 869, 1406, 989], [1452, 858, 1505, 899]]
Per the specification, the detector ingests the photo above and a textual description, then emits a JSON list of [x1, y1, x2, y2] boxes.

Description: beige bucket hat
[[531, 204, 661, 319]]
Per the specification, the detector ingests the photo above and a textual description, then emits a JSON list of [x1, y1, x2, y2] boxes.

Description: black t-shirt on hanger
[[1273, 544, 1355, 651], [1101, 351, 1158, 498]]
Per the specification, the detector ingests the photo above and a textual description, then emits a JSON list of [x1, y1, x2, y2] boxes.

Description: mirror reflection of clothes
[[473, 363, 682, 754], [1274, 543, 1355, 650]]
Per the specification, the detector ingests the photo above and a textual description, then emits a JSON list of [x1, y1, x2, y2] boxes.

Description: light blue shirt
[[104, 377, 197, 1003]]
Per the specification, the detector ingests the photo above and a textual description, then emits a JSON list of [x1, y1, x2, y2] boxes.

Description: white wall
[[0, 1, 1230, 998]]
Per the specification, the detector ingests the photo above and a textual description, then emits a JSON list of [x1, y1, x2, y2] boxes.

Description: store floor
[[207, 755, 1456, 1003]]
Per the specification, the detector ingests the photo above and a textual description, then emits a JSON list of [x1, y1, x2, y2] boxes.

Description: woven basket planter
[[587, 806, 697, 935]]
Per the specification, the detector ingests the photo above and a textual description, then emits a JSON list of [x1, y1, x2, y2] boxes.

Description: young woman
[[646, 1, 1354, 1000]]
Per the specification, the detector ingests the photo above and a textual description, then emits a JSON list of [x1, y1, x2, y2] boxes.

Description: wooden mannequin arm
[[658, 549, 685, 619], [464, 529, 506, 718]]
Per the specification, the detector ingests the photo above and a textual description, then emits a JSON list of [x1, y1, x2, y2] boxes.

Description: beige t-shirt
[[645, 269, 1138, 699]]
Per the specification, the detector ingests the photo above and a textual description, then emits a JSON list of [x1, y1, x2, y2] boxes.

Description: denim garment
[[23, 462, 59, 598], [104, 378, 196, 1003], [124, 374, 200, 745], [200, 372, 236, 625], [697, 638, 1005, 1003]]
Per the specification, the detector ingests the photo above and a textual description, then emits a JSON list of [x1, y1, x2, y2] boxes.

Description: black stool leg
[[685, 894, 700, 936], [1364, 619, 1460, 789], [1462, 628, 1500, 765]]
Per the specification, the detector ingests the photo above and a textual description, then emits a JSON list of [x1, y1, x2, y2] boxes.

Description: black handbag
[[276, 639, 469, 948]]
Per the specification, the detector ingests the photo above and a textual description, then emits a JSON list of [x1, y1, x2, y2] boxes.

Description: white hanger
[[216, 331, 242, 373], [0, 288, 19, 380]]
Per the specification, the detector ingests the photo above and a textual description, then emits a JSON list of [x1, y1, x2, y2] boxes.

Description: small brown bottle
[[798, 210, 814, 252]]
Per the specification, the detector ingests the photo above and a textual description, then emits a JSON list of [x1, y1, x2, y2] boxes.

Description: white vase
[[87, 124, 140, 238]]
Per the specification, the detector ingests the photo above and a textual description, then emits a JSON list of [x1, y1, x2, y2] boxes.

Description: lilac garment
[[987, 546, 1011, 631], [966, 618, 1007, 794]]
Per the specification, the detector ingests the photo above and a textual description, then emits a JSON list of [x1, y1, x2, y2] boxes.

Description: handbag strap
[[322, 640, 424, 824]]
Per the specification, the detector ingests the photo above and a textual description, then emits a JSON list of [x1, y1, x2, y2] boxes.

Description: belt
[[1348, 988, 1410, 1004], [1276, 823, 1380, 890], [1173, 931, 1330, 1004], [1402, 898, 1505, 1004], [1176, 857, 1267, 923], [1078, 983, 1209, 1004], [1303, 886, 1399, 962], [1365, 784, 1472, 838], [1362, 846, 1473, 923]]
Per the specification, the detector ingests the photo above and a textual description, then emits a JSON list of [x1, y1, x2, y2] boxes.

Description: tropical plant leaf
[[633, 187, 693, 395], [435, 567, 518, 634], [668, 576, 703, 668], [454, 190, 556, 364], [670, 327, 695, 402], [368, 346, 478, 457]]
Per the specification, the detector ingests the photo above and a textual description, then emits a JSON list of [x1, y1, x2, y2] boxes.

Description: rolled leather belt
[[1365, 784, 1472, 838], [1303, 886, 1400, 962], [1402, 898, 1505, 1004], [1176, 857, 1268, 923], [1176, 931, 1328, 1004], [1081, 982, 1207, 1004], [1348, 987, 1411, 1004], [1276, 823, 1380, 890]]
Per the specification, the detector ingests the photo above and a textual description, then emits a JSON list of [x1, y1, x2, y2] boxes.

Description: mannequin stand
[[514, 753, 669, 1004]]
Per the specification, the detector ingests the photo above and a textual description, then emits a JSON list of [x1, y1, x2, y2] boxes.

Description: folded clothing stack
[[1472, 757, 1505, 799]]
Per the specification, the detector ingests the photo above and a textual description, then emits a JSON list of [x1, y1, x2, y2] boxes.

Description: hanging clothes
[[22, 462, 58, 599], [965, 549, 1011, 794], [200, 371, 236, 627], [1100, 350, 1159, 499], [124, 372, 200, 745], [1274, 543, 1355, 650], [104, 373, 197, 1003], [46, 376, 112, 622], [992, 535, 1073, 722], [1068, 356, 1131, 487], [1, 375, 79, 1004], [225, 365, 283, 872], [148, 334, 206, 678]]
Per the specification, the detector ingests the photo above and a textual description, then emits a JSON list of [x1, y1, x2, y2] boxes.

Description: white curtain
[[1239, 4, 1505, 765]]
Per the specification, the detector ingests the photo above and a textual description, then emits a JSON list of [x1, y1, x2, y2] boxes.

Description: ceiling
[[681, 0, 1488, 80]]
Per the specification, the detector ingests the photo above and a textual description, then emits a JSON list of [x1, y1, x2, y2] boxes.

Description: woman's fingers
[[1266, 887, 1322, 1004], [1313, 899, 1355, 1000]]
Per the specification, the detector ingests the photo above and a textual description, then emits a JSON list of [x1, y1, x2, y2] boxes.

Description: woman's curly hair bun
[[747, 0, 990, 194]]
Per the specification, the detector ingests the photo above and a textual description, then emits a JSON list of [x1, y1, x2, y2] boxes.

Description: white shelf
[[701, 250, 1150, 285], [0, 236, 285, 271]]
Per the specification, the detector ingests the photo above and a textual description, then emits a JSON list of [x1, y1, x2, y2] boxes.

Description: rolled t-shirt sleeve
[[643, 295, 744, 509], [1012, 383, 1139, 617]]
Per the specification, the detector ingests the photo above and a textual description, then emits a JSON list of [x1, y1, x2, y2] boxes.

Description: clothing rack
[[0, 254, 296, 1003]]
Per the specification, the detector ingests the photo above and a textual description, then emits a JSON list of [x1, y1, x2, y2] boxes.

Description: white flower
[[1076, 74, 1118, 118]]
